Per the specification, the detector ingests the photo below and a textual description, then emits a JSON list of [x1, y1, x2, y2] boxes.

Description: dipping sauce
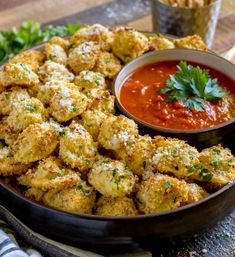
[[120, 61, 235, 130]]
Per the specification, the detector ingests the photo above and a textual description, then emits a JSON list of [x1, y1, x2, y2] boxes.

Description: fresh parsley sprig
[[0, 20, 82, 65], [160, 61, 227, 111]]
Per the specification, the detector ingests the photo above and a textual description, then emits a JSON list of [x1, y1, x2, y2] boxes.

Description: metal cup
[[151, 0, 221, 48]]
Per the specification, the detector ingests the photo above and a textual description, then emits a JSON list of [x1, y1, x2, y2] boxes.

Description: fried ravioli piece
[[94, 51, 122, 79], [49, 84, 88, 122], [86, 89, 115, 114], [12, 122, 59, 164], [116, 135, 156, 176], [186, 183, 209, 204], [88, 158, 136, 197], [0, 117, 19, 145], [98, 115, 138, 151], [0, 87, 30, 115], [0, 63, 39, 88], [0, 146, 29, 176], [193, 145, 235, 187], [96, 196, 137, 216], [112, 26, 149, 63], [18, 156, 80, 191], [173, 35, 207, 50], [68, 42, 101, 74], [70, 24, 113, 51], [74, 70, 107, 91], [152, 136, 200, 179], [80, 110, 107, 141], [136, 173, 189, 214], [7, 97, 48, 131], [9, 50, 45, 71], [43, 181, 96, 214], [44, 43, 67, 65], [149, 35, 175, 50], [59, 122, 97, 172], [38, 61, 74, 83]]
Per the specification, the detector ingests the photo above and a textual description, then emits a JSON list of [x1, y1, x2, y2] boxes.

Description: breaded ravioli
[[59, 122, 97, 172], [70, 24, 113, 51], [0, 146, 29, 176], [68, 42, 101, 74], [149, 36, 175, 50], [49, 84, 88, 122], [8, 49, 45, 71], [0, 63, 39, 88], [0, 87, 30, 115], [191, 145, 235, 187], [12, 122, 59, 164], [80, 110, 107, 141], [74, 70, 107, 91], [136, 173, 189, 214], [38, 60, 74, 82], [43, 181, 96, 214], [94, 51, 122, 79], [112, 26, 149, 63], [173, 35, 207, 50], [98, 115, 138, 151], [152, 136, 200, 178], [0, 117, 19, 145], [7, 97, 48, 131], [44, 43, 67, 65], [117, 135, 156, 176], [18, 156, 80, 191], [96, 196, 137, 216], [88, 158, 136, 197]]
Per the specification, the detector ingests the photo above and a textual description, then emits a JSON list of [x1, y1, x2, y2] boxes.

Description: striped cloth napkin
[[0, 205, 151, 257]]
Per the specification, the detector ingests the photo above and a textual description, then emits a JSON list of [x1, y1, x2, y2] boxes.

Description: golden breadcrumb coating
[[186, 183, 209, 204], [112, 26, 149, 63], [68, 42, 101, 74], [70, 24, 113, 51], [136, 173, 189, 214], [7, 97, 48, 131], [0, 146, 29, 176], [45, 43, 67, 65], [94, 51, 122, 79], [88, 158, 137, 197], [43, 181, 96, 214], [0, 117, 19, 145], [80, 110, 107, 141], [96, 196, 137, 216], [48, 37, 69, 51], [12, 122, 59, 164], [59, 122, 97, 172], [38, 60, 74, 82], [9, 49, 45, 71], [98, 115, 138, 151], [0, 87, 30, 115], [49, 84, 88, 122], [117, 135, 156, 176], [173, 35, 207, 50], [0, 63, 39, 88], [25, 187, 45, 202], [149, 36, 175, 50], [18, 156, 80, 191], [74, 70, 107, 91], [152, 136, 200, 178]]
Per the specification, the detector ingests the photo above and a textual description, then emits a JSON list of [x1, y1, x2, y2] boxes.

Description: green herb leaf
[[160, 61, 227, 111], [164, 182, 172, 188]]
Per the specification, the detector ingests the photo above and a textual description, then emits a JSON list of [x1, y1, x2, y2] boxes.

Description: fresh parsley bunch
[[160, 61, 227, 111], [0, 20, 82, 65]]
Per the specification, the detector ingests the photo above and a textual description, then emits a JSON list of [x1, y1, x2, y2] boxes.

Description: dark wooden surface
[[0, 0, 234, 256]]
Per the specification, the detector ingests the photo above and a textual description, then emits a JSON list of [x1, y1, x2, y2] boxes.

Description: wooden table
[[0, 1, 235, 256]]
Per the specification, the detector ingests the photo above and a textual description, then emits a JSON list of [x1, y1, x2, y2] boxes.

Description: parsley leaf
[[160, 61, 227, 111]]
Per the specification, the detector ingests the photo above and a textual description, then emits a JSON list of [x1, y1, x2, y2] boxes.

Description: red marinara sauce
[[119, 61, 235, 130]]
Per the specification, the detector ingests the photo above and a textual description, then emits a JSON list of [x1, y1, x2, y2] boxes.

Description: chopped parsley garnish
[[164, 182, 172, 189], [212, 161, 219, 170], [7, 152, 14, 158], [160, 61, 227, 111], [25, 103, 36, 112], [213, 148, 221, 155], [173, 197, 177, 204], [59, 129, 67, 137], [84, 159, 90, 165], [4, 93, 11, 100], [70, 106, 79, 113], [199, 169, 213, 182]]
